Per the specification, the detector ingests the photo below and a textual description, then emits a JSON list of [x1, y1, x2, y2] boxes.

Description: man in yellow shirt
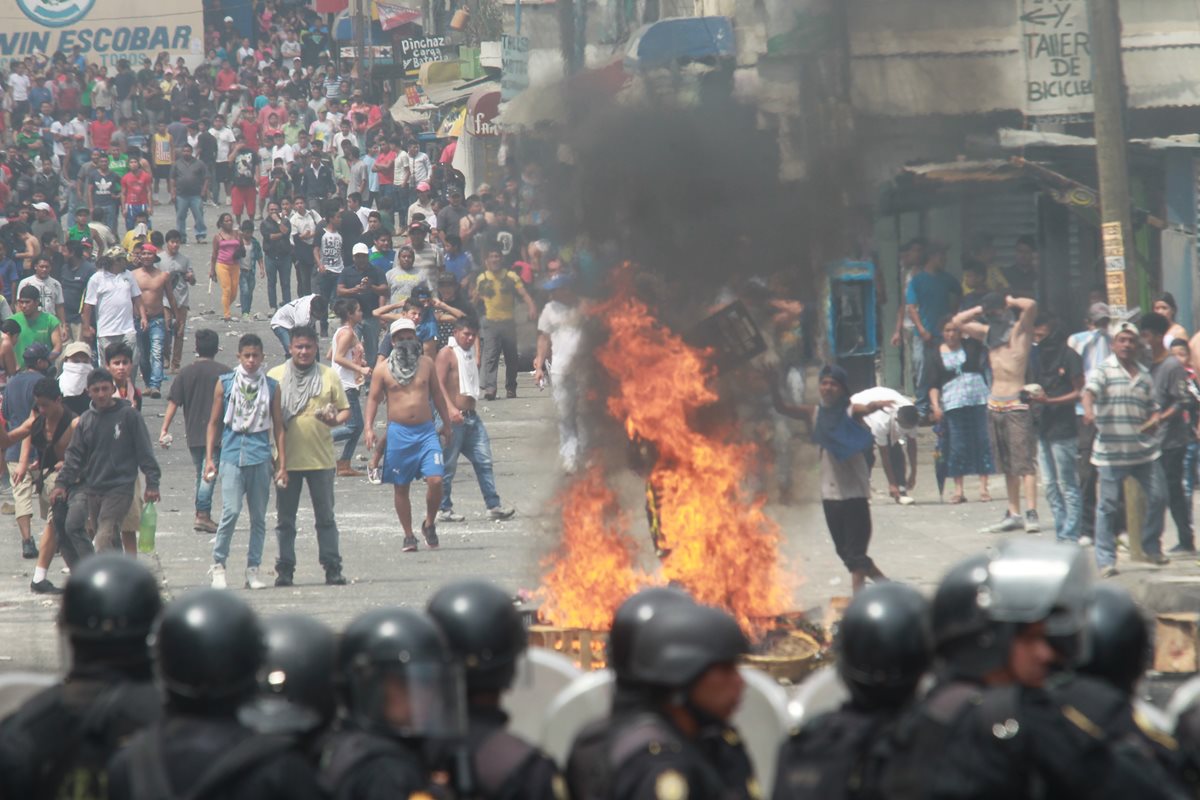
[[472, 241, 536, 400], [963, 232, 1008, 294], [266, 324, 350, 587], [150, 121, 174, 199]]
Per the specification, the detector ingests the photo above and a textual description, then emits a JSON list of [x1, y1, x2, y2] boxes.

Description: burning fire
[[540, 270, 793, 637]]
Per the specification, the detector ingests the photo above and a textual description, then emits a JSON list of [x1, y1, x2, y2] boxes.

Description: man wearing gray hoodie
[[50, 367, 161, 558]]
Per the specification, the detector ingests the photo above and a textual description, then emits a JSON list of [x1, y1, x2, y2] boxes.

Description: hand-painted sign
[[1019, 0, 1094, 116]]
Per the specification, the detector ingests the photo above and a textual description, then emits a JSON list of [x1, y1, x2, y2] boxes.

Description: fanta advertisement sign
[[2, 0, 204, 69]]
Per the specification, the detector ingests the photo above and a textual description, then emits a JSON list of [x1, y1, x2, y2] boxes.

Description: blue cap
[[23, 342, 51, 364], [542, 273, 573, 291]]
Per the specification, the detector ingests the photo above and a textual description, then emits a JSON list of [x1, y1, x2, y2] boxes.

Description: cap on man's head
[[1110, 320, 1139, 338], [542, 273, 573, 292], [62, 341, 91, 360], [224, 15, 234, 22], [351, 242, 370, 255], [141, 244, 160, 262], [1088, 302, 1111, 323], [23, 343, 50, 364], [32, 202, 51, 212], [416, 181, 430, 192], [411, 285, 431, 299], [408, 221, 428, 234], [103, 246, 127, 260], [389, 318, 416, 336]]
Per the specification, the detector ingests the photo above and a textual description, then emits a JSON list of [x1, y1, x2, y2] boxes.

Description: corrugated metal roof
[[998, 129, 1200, 150]]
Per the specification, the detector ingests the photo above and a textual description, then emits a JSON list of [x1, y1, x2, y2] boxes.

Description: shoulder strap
[[127, 726, 177, 800], [608, 714, 680, 769], [184, 734, 295, 800], [472, 728, 539, 796]]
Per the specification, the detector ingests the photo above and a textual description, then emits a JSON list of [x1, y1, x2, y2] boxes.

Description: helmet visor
[[355, 662, 466, 740]]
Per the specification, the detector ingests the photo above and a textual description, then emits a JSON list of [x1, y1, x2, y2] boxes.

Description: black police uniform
[[317, 727, 429, 800], [107, 717, 324, 800], [0, 665, 161, 800], [772, 707, 894, 800], [567, 711, 730, 800], [464, 706, 563, 800], [881, 678, 1188, 800], [696, 724, 759, 800]]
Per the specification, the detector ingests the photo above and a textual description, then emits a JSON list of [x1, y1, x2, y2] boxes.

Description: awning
[[466, 89, 500, 136], [389, 97, 429, 125], [624, 16, 734, 70], [422, 79, 499, 108], [376, 1, 421, 30], [999, 129, 1200, 151], [332, 11, 388, 44]]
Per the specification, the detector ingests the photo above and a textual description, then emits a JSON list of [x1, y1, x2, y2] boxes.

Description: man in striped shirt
[[1082, 319, 1167, 577]]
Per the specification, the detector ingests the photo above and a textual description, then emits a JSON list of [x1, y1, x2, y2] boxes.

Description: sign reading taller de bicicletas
[[1019, 0, 1094, 116], [2, 0, 204, 69]]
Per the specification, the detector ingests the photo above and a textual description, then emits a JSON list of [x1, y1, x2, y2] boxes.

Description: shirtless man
[[131, 243, 179, 398], [953, 292, 1040, 533], [433, 316, 515, 524], [364, 318, 453, 552]]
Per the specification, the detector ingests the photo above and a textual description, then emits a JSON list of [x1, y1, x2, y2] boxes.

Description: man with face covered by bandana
[[952, 292, 1040, 533], [364, 318, 454, 553]]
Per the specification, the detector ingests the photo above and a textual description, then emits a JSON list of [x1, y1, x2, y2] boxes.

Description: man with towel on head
[[364, 317, 453, 553], [433, 316, 515, 524]]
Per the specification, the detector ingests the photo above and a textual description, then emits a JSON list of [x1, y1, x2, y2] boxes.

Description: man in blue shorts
[[364, 318, 453, 552]]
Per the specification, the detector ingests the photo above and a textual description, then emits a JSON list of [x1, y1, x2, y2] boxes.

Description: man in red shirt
[[236, 107, 260, 151], [373, 138, 397, 228], [214, 61, 239, 109], [89, 109, 116, 150], [121, 159, 154, 234], [257, 95, 286, 132]]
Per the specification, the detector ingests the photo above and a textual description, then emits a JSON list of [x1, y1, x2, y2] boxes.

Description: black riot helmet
[[933, 541, 1091, 681], [427, 580, 526, 694], [59, 553, 162, 662], [338, 607, 466, 741], [151, 589, 264, 709], [625, 601, 749, 690], [240, 614, 339, 735], [1077, 584, 1150, 696], [609, 586, 694, 682], [837, 582, 933, 710]]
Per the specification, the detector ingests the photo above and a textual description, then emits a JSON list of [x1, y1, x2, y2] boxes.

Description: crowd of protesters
[[0, 3, 608, 594]]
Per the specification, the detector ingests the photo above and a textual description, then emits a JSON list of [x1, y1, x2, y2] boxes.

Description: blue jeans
[[124, 203, 149, 233], [212, 460, 271, 568], [190, 446, 217, 514], [1095, 460, 1167, 568], [1037, 436, 1081, 543], [174, 194, 207, 241], [331, 387, 363, 462], [357, 316, 380, 365], [265, 252, 291, 308], [911, 331, 931, 416], [239, 264, 256, 315], [440, 412, 501, 511], [272, 326, 291, 355], [135, 315, 165, 390], [317, 270, 339, 335]]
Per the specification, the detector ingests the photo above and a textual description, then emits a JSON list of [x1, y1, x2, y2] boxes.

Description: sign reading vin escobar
[[2, 0, 204, 69]]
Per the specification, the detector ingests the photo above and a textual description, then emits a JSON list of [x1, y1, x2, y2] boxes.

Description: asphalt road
[[1, 201, 1199, 671]]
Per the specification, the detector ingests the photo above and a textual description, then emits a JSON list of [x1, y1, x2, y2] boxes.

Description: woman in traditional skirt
[[929, 314, 994, 504]]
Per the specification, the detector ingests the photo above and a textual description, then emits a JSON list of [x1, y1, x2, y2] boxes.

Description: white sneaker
[[487, 505, 516, 520], [1078, 536, 1094, 547], [209, 563, 227, 589], [437, 509, 465, 522], [245, 566, 266, 590]]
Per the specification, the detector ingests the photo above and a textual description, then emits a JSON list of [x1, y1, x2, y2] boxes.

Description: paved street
[[0, 209, 1198, 671]]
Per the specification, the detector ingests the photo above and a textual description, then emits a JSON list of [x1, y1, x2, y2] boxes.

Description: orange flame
[[538, 465, 649, 631], [540, 269, 794, 637]]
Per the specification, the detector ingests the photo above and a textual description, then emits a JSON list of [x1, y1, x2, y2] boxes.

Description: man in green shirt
[[13, 285, 62, 364], [107, 146, 130, 179], [67, 208, 91, 243]]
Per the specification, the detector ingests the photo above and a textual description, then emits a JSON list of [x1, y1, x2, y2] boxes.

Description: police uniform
[[567, 712, 730, 800], [881, 679, 1188, 800], [0, 668, 161, 799], [317, 728, 429, 800], [107, 717, 323, 800], [772, 709, 891, 800], [696, 724, 760, 800], [465, 706, 565, 800]]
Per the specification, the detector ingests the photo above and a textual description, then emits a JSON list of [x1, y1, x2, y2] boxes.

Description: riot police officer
[[773, 582, 932, 799], [240, 614, 339, 762], [565, 593, 751, 800], [427, 580, 565, 800], [879, 540, 1185, 800], [318, 606, 464, 799], [0, 553, 163, 799], [106, 589, 323, 800]]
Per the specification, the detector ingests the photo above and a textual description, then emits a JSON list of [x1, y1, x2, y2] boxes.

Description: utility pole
[[1087, 0, 1146, 558], [1087, 0, 1136, 319], [353, 0, 367, 87]]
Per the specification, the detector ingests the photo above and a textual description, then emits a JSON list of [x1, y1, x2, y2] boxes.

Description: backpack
[[126, 726, 296, 800]]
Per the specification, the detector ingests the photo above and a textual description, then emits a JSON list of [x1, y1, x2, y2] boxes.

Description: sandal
[[979, 491, 993, 502], [948, 494, 966, 505]]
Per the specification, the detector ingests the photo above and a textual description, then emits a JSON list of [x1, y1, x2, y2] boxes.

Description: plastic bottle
[[137, 501, 157, 554]]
